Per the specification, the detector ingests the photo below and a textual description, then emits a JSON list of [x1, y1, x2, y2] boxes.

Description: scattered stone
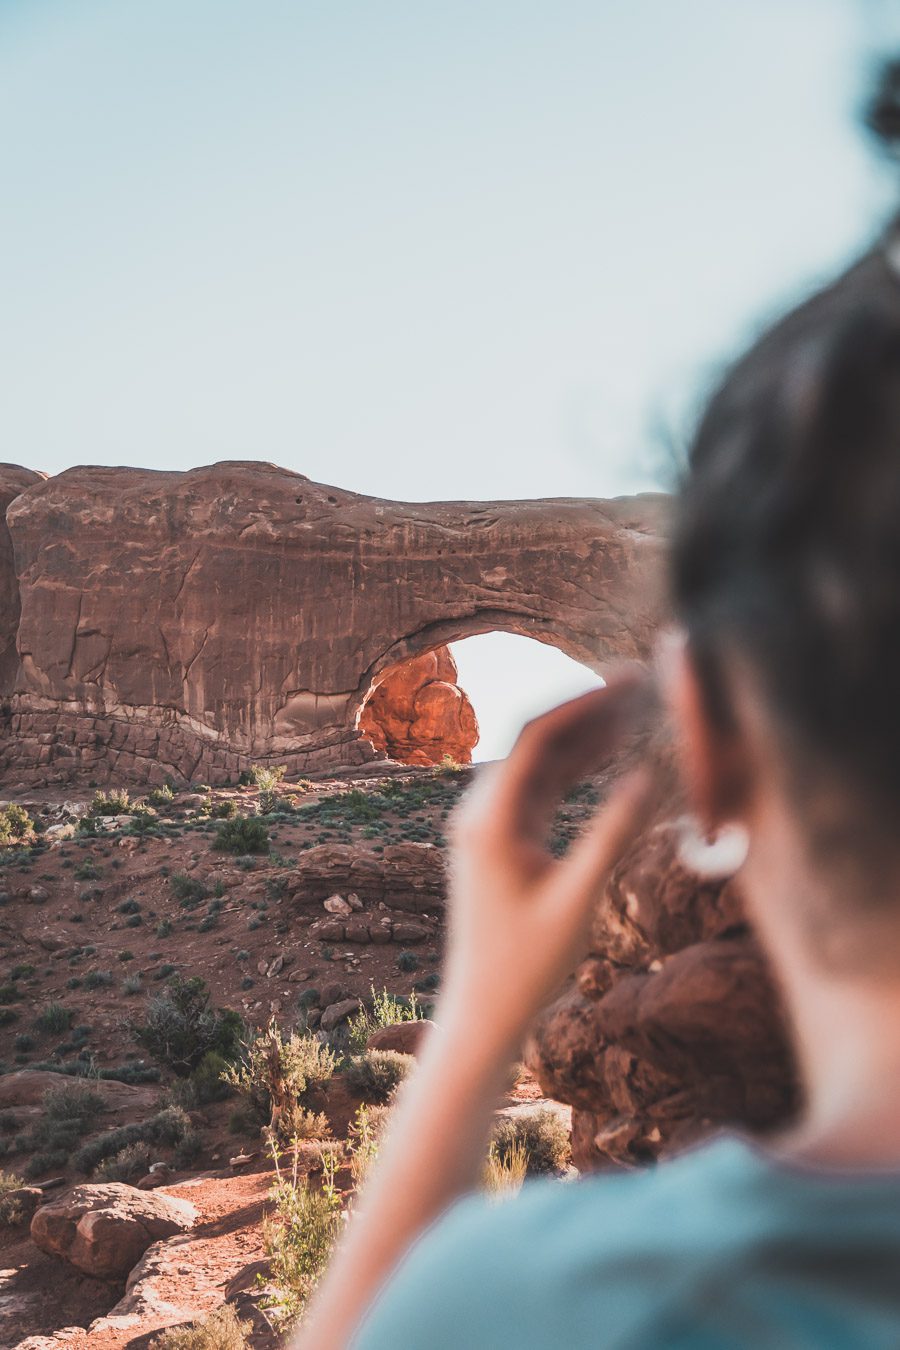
[[323, 894, 353, 918]]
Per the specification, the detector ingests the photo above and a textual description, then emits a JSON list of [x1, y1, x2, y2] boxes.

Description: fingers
[[554, 767, 656, 915], [488, 667, 656, 842]]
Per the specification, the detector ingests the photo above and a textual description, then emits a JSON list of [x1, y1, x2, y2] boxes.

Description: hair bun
[[867, 58, 900, 156]]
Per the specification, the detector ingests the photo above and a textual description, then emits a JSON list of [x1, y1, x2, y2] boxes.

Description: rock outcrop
[[358, 647, 479, 765], [526, 808, 799, 1170], [0, 465, 44, 695], [30, 1183, 198, 1280], [0, 460, 667, 786]]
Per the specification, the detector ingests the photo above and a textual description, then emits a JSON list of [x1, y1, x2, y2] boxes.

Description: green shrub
[[0, 1009, 18, 1027], [224, 1020, 336, 1137], [0, 804, 33, 846], [251, 765, 286, 815], [0, 983, 20, 1004], [346, 986, 423, 1054], [396, 950, 419, 973], [148, 1305, 250, 1349], [87, 789, 136, 817], [83, 969, 113, 990], [35, 1002, 72, 1035], [42, 1083, 104, 1122], [343, 1050, 413, 1104], [170, 873, 208, 906], [490, 1108, 570, 1176], [133, 976, 242, 1075], [263, 1149, 342, 1326], [9, 963, 35, 980], [0, 1170, 26, 1225], [122, 975, 143, 995], [93, 1140, 152, 1181], [210, 799, 237, 819], [212, 815, 269, 855], [147, 784, 176, 808], [74, 1105, 192, 1173]]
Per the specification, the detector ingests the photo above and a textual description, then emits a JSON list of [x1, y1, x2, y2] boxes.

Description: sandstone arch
[[0, 460, 668, 786]]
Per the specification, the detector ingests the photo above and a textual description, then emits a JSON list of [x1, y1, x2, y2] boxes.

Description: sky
[[1, 0, 898, 759]]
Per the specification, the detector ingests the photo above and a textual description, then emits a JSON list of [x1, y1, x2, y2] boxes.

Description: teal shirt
[[352, 1136, 900, 1349]]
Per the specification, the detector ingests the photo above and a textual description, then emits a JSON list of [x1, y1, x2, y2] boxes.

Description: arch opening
[[356, 631, 603, 766]]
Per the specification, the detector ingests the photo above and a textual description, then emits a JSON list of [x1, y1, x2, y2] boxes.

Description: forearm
[[294, 1007, 517, 1350]]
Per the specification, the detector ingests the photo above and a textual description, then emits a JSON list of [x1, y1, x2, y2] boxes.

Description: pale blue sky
[[1, 0, 897, 757]]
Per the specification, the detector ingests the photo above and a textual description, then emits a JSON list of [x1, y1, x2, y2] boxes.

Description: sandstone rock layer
[[0, 461, 667, 786]]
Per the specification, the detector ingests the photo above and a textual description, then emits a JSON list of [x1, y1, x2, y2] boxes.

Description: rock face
[[0, 465, 44, 695], [526, 807, 799, 1170], [30, 1183, 198, 1279], [0, 460, 667, 786], [358, 647, 479, 765]]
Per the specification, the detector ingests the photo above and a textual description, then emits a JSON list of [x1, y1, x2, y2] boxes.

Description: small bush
[[94, 1140, 152, 1181], [88, 789, 134, 817], [0, 1009, 18, 1027], [396, 950, 419, 973], [35, 1002, 72, 1035], [210, 799, 237, 819], [74, 1105, 192, 1173], [147, 785, 175, 808], [0, 804, 33, 847], [0, 1170, 26, 1225], [43, 1083, 104, 1122], [343, 1050, 413, 1104], [133, 976, 243, 1075], [483, 1137, 528, 1197], [490, 1108, 570, 1176], [263, 1149, 342, 1326], [224, 1020, 336, 1137], [251, 764, 286, 815], [346, 986, 423, 1054], [170, 873, 208, 906], [83, 969, 113, 990], [122, 975, 143, 995], [212, 815, 269, 856], [149, 1305, 250, 1349]]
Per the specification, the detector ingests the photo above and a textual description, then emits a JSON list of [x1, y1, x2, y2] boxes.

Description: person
[[294, 62, 900, 1349]]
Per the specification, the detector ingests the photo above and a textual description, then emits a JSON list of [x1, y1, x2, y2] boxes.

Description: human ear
[[655, 629, 751, 832]]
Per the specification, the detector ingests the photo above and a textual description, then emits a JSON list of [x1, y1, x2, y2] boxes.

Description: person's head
[[665, 59, 900, 979]]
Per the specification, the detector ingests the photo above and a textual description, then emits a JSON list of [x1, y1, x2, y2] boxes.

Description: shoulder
[[351, 1141, 746, 1349]]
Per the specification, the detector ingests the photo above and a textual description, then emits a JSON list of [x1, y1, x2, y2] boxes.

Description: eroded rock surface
[[359, 647, 479, 765], [527, 811, 799, 1170], [0, 461, 667, 786]]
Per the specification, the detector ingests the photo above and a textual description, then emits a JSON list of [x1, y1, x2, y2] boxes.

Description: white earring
[[675, 815, 749, 880]]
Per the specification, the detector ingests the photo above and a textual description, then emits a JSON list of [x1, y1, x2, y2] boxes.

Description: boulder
[[0, 1070, 158, 1116], [31, 1183, 197, 1279], [358, 647, 479, 766], [320, 998, 361, 1032], [366, 1019, 434, 1056]]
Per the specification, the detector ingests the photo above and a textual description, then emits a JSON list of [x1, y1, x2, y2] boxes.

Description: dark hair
[[671, 60, 900, 832]]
